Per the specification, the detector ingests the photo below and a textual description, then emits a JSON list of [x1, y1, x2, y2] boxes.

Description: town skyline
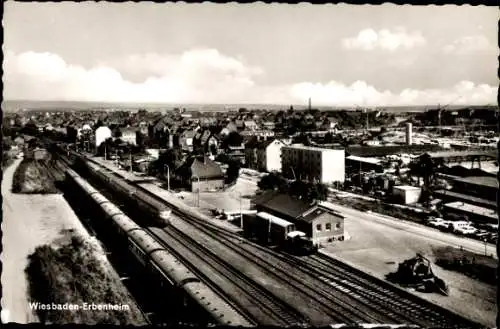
[[3, 3, 498, 106]]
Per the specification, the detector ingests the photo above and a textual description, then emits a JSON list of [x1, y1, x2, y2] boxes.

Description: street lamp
[[192, 174, 200, 207], [484, 238, 487, 257], [164, 164, 170, 191]]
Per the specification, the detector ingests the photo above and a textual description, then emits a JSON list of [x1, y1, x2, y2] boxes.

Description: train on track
[[243, 212, 318, 255], [64, 168, 254, 326]]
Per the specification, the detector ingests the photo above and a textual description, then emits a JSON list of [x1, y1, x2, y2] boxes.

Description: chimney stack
[[405, 122, 413, 145]]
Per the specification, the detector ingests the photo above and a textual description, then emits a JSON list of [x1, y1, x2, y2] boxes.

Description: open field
[[322, 204, 496, 327], [432, 246, 497, 285], [25, 232, 147, 325]]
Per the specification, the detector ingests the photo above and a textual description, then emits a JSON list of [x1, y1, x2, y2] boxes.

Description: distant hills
[[2, 99, 497, 113]]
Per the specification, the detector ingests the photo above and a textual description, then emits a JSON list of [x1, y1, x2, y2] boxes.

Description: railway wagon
[[243, 212, 296, 245], [82, 161, 171, 226], [65, 168, 252, 326]]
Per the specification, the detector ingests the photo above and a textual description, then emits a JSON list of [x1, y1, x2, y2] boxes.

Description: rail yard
[[45, 141, 483, 328]]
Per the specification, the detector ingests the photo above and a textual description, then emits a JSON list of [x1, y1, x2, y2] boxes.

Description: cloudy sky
[[3, 3, 498, 106]]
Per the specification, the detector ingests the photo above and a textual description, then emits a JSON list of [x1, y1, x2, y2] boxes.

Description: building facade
[[252, 191, 345, 245], [281, 145, 345, 184]]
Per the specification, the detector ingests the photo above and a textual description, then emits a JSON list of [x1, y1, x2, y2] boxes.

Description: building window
[[335, 223, 341, 229], [316, 224, 322, 231], [326, 223, 331, 231]]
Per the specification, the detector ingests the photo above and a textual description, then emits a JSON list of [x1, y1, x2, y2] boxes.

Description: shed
[[392, 185, 421, 205]]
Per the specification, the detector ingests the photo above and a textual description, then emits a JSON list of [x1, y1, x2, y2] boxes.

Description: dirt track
[[1, 159, 89, 323]]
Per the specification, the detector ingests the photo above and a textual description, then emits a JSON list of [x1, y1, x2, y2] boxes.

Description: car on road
[[454, 226, 478, 236]]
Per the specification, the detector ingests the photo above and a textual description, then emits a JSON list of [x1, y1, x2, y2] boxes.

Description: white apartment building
[[281, 145, 345, 184], [258, 139, 287, 172]]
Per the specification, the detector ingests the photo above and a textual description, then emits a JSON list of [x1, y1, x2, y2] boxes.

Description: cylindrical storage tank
[[406, 122, 413, 145]]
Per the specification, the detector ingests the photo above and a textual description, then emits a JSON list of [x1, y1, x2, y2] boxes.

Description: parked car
[[454, 226, 477, 236]]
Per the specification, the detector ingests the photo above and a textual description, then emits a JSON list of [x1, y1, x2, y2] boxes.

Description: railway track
[[57, 147, 483, 328], [147, 226, 307, 326], [170, 217, 407, 325], [180, 215, 481, 328]]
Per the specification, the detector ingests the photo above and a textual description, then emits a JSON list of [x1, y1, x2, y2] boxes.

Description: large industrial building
[[281, 145, 345, 184], [252, 191, 345, 245]]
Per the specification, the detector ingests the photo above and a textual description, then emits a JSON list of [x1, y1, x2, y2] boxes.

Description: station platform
[[88, 156, 157, 183]]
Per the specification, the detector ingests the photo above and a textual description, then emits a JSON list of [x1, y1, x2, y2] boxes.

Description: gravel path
[[1, 159, 89, 323]]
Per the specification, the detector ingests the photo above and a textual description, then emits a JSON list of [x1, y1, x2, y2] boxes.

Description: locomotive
[[65, 168, 253, 326]]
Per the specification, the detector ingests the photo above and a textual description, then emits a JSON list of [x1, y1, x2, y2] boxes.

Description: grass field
[[25, 230, 147, 325]]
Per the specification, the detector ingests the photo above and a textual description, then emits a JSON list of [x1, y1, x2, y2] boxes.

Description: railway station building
[[252, 191, 345, 245]]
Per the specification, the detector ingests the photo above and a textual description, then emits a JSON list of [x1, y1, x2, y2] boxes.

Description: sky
[[3, 2, 498, 106]]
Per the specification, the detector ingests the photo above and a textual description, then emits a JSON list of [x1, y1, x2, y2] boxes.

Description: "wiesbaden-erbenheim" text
[[29, 302, 130, 311]]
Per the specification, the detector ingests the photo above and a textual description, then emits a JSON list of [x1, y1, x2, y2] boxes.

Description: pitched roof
[[452, 176, 498, 189], [190, 156, 224, 179], [253, 191, 313, 220]]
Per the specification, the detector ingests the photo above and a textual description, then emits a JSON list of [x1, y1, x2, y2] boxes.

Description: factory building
[[252, 191, 345, 245], [281, 145, 345, 184]]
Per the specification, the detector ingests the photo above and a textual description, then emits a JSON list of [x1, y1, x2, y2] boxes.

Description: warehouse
[[252, 191, 345, 245], [345, 155, 384, 174], [451, 176, 498, 202]]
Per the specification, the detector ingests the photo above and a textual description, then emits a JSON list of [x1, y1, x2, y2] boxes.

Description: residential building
[[281, 145, 345, 184], [252, 191, 345, 245], [246, 139, 287, 172], [95, 126, 112, 147], [179, 129, 196, 152], [243, 120, 259, 131], [121, 127, 137, 145], [177, 156, 225, 192]]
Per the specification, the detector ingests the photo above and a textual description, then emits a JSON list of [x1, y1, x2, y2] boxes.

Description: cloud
[[289, 80, 496, 107], [3, 50, 496, 106], [443, 35, 495, 54], [342, 28, 426, 51], [4, 49, 264, 103]]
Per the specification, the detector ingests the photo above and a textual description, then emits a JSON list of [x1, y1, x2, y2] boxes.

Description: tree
[[308, 183, 328, 201], [257, 173, 289, 191], [224, 131, 243, 147], [225, 159, 241, 184]]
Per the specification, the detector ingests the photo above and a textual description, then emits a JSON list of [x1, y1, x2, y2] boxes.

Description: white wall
[[321, 149, 345, 183], [266, 140, 284, 172], [95, 126, 112, 147]]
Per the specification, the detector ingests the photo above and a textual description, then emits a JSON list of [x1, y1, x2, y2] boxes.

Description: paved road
[[327, 203, 497, 258]]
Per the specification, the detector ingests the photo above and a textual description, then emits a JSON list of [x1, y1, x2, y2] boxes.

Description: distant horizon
[[2, 99, 497, 113]]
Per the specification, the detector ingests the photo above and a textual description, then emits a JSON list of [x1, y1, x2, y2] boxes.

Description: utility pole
[[165, 164, 170, 191], [239, 192, 243, 230], [104, 144, 107, 160], [129, 149, 132, 173]]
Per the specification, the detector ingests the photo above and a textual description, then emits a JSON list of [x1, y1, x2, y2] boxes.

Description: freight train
[[243, 212, 317, 255], [64, 168, 254, 326]]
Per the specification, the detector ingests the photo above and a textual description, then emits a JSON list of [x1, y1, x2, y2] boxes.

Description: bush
[[12, 159, 59, 194], [25, 232, 146, 325]]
